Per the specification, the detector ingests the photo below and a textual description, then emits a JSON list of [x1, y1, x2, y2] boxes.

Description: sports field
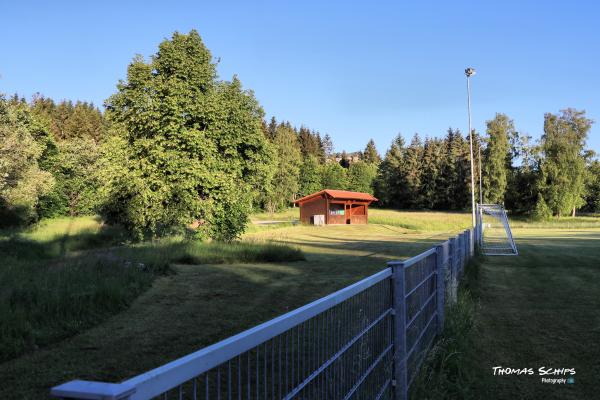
[[0, 210, 598, 399]]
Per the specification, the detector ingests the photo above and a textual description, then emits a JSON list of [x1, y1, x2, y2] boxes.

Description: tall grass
[[0, 217, 304, 362], [409, 258, 482, 400]]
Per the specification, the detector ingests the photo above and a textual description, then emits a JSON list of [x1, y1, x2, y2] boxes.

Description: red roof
[[294, 189, 378, 204]]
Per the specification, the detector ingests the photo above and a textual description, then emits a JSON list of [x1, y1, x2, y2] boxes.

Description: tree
[[101, 30, 274, 240], [299, 156, 322, 196], [482, 114, 514, 204], [404, 133, 423, 208], [436, 128, 470, 210], [363, 139, 381, 164], [266, 124, 301, 212], [347, 161, 377, 194], [420, 137, 444, 209], [44, 138, 102, 216], [321, 162, 348, 190], [0, 96, 54, 226], [538, 109, 592, 216], [374, 134, 406, 208], [583, 160, 600, 213], [321, 134, 334, 160]]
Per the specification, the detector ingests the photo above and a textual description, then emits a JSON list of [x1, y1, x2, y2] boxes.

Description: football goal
[[476, 204, 518, 256]]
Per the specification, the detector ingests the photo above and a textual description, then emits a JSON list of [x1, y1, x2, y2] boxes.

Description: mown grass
[[369, 209, 471, 231], [249, 207, 473, 233], [0, 217, 304, 363]]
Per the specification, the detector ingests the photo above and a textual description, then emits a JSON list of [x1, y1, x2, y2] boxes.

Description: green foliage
[[583, 160, 600, 212], [0, 96, 55, 226], [362, 139, 381, 164], [374, 134, 406, 207], [404, 133, 424, 208], [482, 114, 514, 204], [375, 130, 472, 211], [297, 126, 325, 161], [101, 30, 274, 240], [538, 109, 591, 216], [39, 137, 102, 218], [532, 194, 552, 221], [30, 94, 106, 142], [299, 156, 322, 196], [267, 123, 301, 211], [420, 138, 444, 209], [346, 161, 377, 193], [320, 161, 348, 189]]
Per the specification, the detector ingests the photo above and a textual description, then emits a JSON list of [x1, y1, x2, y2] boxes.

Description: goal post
[[476, 204, 518, 256]]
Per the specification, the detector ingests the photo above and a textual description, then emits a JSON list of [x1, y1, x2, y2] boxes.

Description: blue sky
[[1, 1, 599, 154]]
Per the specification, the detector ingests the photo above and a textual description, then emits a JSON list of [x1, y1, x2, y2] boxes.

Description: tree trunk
[[572, 207, 576, 217]]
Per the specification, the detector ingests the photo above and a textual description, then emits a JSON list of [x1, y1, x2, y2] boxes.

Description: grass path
[[0, 224, 458, 399], [472, 228, 600, 399]]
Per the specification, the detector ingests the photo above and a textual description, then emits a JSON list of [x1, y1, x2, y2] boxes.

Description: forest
[[1, 30, 599, 241]]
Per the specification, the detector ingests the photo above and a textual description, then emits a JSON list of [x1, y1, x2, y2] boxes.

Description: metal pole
[[478, 143, 483, 204], [466, 71, 476, 228]]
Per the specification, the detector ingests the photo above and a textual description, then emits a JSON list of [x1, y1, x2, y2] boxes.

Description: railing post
[[51, 380, 135, 400], [388, 261, 407, 400], [448, 238, 457, 304], [435, 244, 445, 334]]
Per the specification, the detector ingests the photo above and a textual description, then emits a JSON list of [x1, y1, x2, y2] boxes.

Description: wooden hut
[[294, 189, 378, 225]]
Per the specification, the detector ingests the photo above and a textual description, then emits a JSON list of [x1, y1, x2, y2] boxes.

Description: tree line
[[1, 30, 598, 241]]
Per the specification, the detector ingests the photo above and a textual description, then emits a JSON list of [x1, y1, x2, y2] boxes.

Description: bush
[[532, 194, 552, 221]]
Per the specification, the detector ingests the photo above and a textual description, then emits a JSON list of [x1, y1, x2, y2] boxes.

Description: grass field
[[469, 227, 600, 400], [1, 210, 599, 399]]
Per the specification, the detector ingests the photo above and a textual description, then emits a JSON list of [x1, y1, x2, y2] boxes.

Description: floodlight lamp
[[465, 67, 476, 77]]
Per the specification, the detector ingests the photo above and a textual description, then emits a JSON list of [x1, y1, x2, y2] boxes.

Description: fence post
[[388, 261, 407, 400], [448, 238, 457, 304], [435, 244, 445, 334], [51, 380, 135, 400]]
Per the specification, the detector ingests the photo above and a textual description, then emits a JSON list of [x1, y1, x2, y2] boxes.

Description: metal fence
[[51, 230, 473, 400]]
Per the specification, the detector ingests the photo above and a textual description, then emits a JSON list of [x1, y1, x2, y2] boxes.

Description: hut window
[[329, 203, 345, 215]]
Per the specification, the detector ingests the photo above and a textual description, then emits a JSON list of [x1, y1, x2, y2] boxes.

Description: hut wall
[[299, 197, 327, 224]]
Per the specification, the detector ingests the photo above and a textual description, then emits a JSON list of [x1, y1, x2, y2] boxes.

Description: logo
[[492, 366, 576, 385]]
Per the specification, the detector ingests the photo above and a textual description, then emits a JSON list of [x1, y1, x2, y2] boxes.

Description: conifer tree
[[363, 139, 381, 164]]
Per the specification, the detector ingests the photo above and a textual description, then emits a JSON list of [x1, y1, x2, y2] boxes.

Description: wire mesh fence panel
[[477, 204, 518, 256], [123, 273, 394, 400], [402, 251, 439, 388]]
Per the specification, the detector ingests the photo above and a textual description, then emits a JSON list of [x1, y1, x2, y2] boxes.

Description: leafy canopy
[[101, 30, 274, 240]]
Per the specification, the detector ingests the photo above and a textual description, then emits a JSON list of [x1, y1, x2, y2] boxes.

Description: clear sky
[[1, 1, 599, 154]]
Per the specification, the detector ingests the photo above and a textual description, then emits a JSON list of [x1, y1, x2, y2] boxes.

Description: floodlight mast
[[465, 67, 476, 228]]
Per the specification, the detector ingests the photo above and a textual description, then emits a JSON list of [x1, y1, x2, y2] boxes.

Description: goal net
[[476, 204, 518, 256]]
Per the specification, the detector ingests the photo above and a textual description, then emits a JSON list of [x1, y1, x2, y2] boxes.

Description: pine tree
[[363, 139, 381, 164], [268, 124, 302, 211], [404, 133, 423, 208], [420, 137, 443, 209], [321, 134, 334, 160], [374, 134, 406, 207]]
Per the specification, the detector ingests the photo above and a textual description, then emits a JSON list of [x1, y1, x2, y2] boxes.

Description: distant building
[[294, 189, 377, 225]]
